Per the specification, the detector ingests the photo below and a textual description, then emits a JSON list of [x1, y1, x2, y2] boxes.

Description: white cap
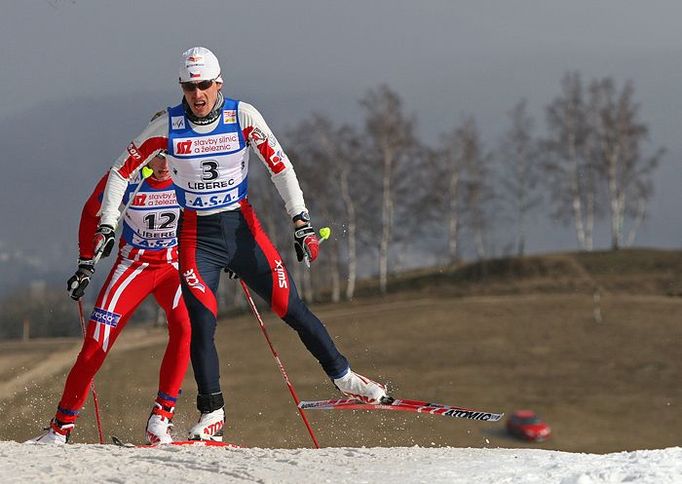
[[179, 47, 223, 83]]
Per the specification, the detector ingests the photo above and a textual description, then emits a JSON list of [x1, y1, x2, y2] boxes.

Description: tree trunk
[[330, 243, 341, 303], [565, 125, 588, 251], [607, 150, 621, 250], [339, 165, 357, 300], [570, 161, 587, 250], [379, 150, 394, 294], [474, 224, 486, 259], [625, 195, 646, 247], [303, 266, 313, 302], [516, 208, 526, 257], [516, 158, 527, 256], [448, 170, 460, 263], [585, 189, 595, 251]]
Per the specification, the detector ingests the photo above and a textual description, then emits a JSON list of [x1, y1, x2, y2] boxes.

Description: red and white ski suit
[[55, 173, 191, 424]]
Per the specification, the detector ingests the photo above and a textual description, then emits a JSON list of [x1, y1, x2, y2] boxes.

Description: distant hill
[[355, 248, 682, 298]]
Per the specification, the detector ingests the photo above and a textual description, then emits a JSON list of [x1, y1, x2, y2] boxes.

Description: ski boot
[[188, 392, 225, 441], [188, 408, 225, 441], [27, 419, 74, 445], [146, 402, 174, 444], [333, 368, 388, 404]]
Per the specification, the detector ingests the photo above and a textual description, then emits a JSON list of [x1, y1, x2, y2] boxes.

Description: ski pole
[[77, 300, 105, 444], [239, 280, 320, 449]]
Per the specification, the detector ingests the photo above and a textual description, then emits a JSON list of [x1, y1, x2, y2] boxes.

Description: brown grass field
[[1, 250, 680, 452]]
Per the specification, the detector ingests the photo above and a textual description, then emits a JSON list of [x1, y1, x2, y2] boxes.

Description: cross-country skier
[[30, 152, 191, 445], [92, 46, 388, 442]]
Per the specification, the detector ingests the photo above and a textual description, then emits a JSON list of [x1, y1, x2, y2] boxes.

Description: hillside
[[1, 249, 680, 453], [371, 248, 682, 298]]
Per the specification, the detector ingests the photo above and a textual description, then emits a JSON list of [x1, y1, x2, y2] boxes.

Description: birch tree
[[458, 117, 494, 260], [543, 72, 597, 250], [425, 129, 465, 263], [359, 85, 416, 293], [287, 115, 364, 300], [498, 99, 542, 256], [586, 78, 663, 249], [335, 125, 364, 299]]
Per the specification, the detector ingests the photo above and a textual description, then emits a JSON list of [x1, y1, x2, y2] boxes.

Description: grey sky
[[1, 0, 681, 270]]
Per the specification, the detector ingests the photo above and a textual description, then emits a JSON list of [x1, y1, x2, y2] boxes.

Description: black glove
[[224, 267, 239, 280], [93, 224, 116, 260], [67, 259, 95, 301], [294, 222, 319, 263]]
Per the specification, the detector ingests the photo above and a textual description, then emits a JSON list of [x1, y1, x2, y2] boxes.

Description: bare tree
[[422, 117, 494, 263], [543, 72, 597, 250], [458, 117, 494, 260], [335, 125, 364, 299], [425, 130, 465, 263], [586, 78, 663, 249], [498, 99, 542, 256], [286, 115, 365, 300], [359, 85, 416, 293], [624, 179, 653, 247]]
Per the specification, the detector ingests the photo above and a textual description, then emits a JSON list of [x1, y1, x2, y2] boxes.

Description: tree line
[[0, 71, 664, 339], [247, 71, 664, 302]]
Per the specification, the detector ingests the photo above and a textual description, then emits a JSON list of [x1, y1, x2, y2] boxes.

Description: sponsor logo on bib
[[172, 116, 186, 130], [222, 110, 237, 124], [173, 134, 240, 156]]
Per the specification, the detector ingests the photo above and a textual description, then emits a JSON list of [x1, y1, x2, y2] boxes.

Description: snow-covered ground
[[2, 442, 680, 483]]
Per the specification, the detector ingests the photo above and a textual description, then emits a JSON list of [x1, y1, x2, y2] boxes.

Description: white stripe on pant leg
[[170, 262, 181, 309], [106, 262, 148, 312], [101, 262, 149, 352], [101, 260, 135, 309], [172, 284, 182, 310], [102, 324, 111, 352], [93, 260, 132, 345]]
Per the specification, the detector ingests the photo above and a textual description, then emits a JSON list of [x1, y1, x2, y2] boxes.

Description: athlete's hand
[[67, 259, 95, 301], [93, 224, 116, 261], [294, 222, 319, 263]]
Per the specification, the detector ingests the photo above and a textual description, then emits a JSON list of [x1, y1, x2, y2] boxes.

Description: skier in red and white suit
[[30, 153, 191, 445]]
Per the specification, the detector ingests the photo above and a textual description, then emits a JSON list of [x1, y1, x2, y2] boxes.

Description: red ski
[[298, 397, 503, 422], [111, 436, 241, 448]]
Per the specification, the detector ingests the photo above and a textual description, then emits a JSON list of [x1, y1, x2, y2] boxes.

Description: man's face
[[148, 155, 171, 181], [181, 80, 222, 118]]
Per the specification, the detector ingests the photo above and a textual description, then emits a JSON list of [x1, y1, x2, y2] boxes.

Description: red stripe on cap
[[239, 200, 289, 317], [178, 210, 217, 317], [118, 136, 168, 179]]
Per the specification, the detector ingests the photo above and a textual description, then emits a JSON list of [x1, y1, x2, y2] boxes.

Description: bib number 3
[[201, 160, 219, 181]]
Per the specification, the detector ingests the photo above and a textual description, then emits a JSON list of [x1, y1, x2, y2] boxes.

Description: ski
[[298, 397, 504, 422], [111, 435, 241, 448]]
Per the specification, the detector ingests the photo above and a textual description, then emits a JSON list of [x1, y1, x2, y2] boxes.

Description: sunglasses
[[180, 79, 215, 92]]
